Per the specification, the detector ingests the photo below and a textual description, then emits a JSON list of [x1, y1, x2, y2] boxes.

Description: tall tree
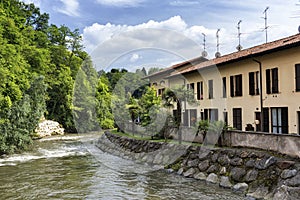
[[96, 75, 114, 129], [162, 85, 197, 143]]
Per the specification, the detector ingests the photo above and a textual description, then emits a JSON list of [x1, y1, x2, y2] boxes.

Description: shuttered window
[[249, 71, 260, 95], [222, 77, 227, 98], [266, 68, 279, 94], [296, 64, 300, 92], [197, 81, 203, 100], [230, 74, 243, 97], [208, 80, 213, 99]]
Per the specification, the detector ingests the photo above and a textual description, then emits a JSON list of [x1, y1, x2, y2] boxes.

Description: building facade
[[145, 33, 300, 134]]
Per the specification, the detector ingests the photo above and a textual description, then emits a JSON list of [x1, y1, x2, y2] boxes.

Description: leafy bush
[[0, 76, 46, 155], [195, 120, 209, 135], [100, 118, 114, 129]]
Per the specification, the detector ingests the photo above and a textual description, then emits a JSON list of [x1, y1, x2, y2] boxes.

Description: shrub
[[100, 118, 115, 129]]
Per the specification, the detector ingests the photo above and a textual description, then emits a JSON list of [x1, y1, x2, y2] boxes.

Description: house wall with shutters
[[146, 39, 300, 134]]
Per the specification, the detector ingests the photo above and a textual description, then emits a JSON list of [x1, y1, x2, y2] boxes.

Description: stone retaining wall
[[97, 131, 300, 200]]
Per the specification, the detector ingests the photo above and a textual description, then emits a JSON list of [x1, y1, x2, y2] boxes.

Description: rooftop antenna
[[236, 20, 243, 51], [215, 29, 221, 58], [202, 33, 208, 57], [263, 6, 269, 43]]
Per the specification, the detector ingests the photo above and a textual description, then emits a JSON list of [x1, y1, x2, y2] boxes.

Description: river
[[0, 133, 244, 200]]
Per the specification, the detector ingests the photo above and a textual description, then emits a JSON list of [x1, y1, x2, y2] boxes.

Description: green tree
[[147, 67, 162, 75], [73, 68, 98, 133], [162, 85, 197, 143], [106, 68, 128, 91], [96, 75, 114, 129], [139, 86, 161, 127], [126, 95, 141, 134], [0, 76, 46, 155], [0, 0, 91, 152]]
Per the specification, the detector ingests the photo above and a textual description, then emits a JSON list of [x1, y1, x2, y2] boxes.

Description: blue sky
[[22, 0, 300, 71]]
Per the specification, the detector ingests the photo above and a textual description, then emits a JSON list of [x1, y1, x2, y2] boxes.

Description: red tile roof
[[143, 56, 208, 79], [168, 33, 300, 77]]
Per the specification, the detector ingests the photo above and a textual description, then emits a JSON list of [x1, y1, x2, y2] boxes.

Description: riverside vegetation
[[0, 0, 164, 155]]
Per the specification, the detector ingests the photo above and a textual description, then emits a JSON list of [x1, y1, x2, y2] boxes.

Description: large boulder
[[35, 120, 64, 138]]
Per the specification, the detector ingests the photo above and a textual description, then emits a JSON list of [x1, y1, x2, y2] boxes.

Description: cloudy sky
[[22, 0, 300, 71]]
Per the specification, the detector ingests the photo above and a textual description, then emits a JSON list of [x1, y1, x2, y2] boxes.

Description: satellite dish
[[202, 51, 208, 57], [236, 45, 243, 51], [298, 25, 300, 33], [215, 52, 221, 58]]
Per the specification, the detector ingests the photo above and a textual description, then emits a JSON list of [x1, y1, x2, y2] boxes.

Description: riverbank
[[97, 131, 300, 200]]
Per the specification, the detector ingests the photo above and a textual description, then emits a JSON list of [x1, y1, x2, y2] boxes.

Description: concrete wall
[[124, 123, 300, 158], [170, 127, 203, 143], [223, 131, 300, 158]]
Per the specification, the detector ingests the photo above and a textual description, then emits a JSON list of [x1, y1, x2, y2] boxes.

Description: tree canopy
[[0, 0, 169, 154], [0, 0, 98, 154]]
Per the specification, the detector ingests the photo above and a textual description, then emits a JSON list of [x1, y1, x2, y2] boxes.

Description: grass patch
[[109, 129, 204, 146]]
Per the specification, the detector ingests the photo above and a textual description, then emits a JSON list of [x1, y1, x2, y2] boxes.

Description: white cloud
[[170, 0, 200, 7], [95, 0, 144, 7], [83, 16, 213, 71], [130, 53, 141, 62], [83, 16, 197, 52], [55, 0, 80, 17], [21, 0, 41, 7]]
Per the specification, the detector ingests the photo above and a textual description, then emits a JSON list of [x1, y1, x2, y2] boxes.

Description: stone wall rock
[[97, 131, 300, 200], [35, 120, 64, 138]]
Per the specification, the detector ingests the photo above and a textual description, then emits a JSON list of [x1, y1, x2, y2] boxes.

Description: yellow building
[[145, 33, 300, 134]]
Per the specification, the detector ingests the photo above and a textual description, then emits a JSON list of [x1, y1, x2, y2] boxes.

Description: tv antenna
[[202, 33, 208, 57], [263, 6, 269, 43], [215, 29, 221, 58], [236, 20, 243, 51]]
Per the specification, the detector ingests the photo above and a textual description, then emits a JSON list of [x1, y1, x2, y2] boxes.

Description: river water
[[0, 133, 244, 200]]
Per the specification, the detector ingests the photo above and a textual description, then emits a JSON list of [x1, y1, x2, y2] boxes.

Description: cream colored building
[[145, 33, 300, 134]]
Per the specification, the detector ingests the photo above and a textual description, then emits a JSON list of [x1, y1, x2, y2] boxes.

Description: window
[[204, 109, 218, 122], [222, 77, 227, 98], [263, 108, 270, 132], [249, 71, 260, 95], [233, 108, 242, 130], [208, 80, 213, 99], [183, 109, 197, 127], [223, 112, 228, 125], [187, 83, 195, 99], [230, 74, 243, 97], [197, 81, 203, 100], [190, 109, 197, 127], [295, 64, 300, 92], [187, 83, 195, 91], [255, 112, 261, 132], [266, 68, 279, 94], [271, 107, 288, 134], [157, 88, 165, 97], [255, 108, 270, 132], [200, 111, 204, 121]]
